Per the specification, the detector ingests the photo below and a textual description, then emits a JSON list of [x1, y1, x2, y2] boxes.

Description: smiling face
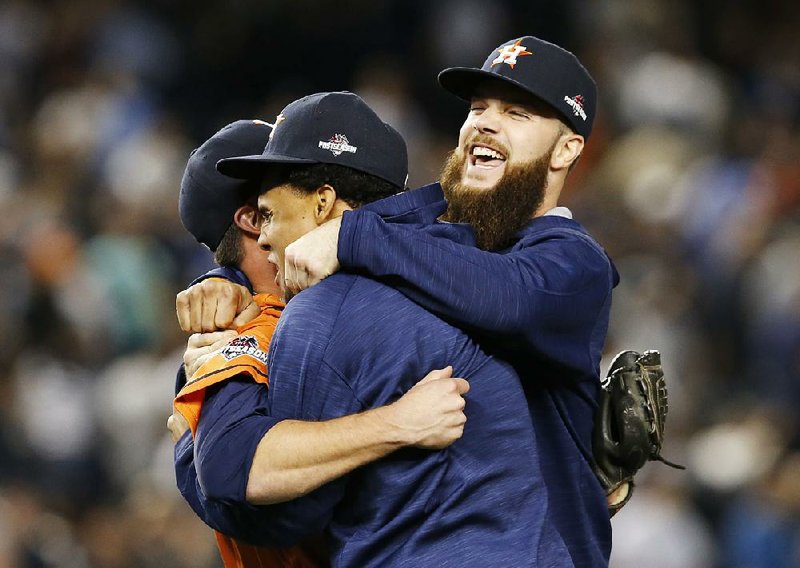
[[440, 81, 570, 250], [456, 80, 565, 192], [256, 184, 320, 294]]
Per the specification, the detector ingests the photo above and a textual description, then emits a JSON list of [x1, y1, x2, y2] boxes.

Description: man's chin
[[457, 180, 497, 193], [461, 167, 504, 190]]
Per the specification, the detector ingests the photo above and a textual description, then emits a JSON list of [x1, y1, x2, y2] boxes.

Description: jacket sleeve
[[173, 365, 208, 522], [193, 378, 279, 505], [174, 431, 205, 520], [338, 210, 613, 341], [191, 375, 348, 546], [174, 426, 265, 540]]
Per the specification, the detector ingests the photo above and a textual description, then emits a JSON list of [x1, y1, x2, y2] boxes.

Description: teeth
[[472, 146, 505, 160]]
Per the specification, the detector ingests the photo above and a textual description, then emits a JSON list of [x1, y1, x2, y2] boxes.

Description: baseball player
[[172, 118, 470, 567]]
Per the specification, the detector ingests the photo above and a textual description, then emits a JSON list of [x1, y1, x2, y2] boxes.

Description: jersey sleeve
[[174, 318, 276, 437]]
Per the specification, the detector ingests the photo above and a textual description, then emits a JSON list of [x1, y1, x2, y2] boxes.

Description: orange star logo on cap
[[491, 40, 532, 69]]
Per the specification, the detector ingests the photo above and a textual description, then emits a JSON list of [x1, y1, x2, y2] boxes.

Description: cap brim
[[438, 66, 589, 137], [438, 67, 540, 102], [217, 153, 317, 180]]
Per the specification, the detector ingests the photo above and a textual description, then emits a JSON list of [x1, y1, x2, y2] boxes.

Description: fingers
[[232, 301, 260, 328], [212, 284, 242, 330], [200, 293, 218, 332], [166, 415, 175, 440], [184, 331, 237, 374], [187, 330, 237, 349], [176, 291, 191, 332], [175, 289, 205, 333], [283, 251, 301, 297], [174, 279, 253, 333], [167, 412, 190, 443], [417, 366, 454, 385], [282, 220, 341, 295], [388, 370, 469, 449]]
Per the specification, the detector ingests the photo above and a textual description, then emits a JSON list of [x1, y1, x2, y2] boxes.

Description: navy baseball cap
[[438, 36, 597, 138], [179, 120, 273, 251], [218, 91, 408, 189]]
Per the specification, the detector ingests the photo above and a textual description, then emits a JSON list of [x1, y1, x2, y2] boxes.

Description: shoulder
[[519, 217, 611, 264], [519, 216, 600, 246], [515, 217, 618, 290], [280, 273, 356, 324], [274, 272, 427, 367], [269, 274, 357, 367]]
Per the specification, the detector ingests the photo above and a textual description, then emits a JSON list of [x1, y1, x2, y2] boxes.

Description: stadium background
[[0, 0, 798, 566]]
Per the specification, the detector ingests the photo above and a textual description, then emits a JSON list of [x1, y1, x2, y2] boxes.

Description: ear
[[313, 184, 338, 224], [551, 131, 584, 171], [232, 204, 261, 238]]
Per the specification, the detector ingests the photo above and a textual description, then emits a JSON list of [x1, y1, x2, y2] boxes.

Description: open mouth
[[469, 143, 507, 169]]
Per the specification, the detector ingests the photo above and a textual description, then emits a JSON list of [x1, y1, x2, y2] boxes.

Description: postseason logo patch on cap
[[491, 39, 532, 69], [564, 94, 588, 121], [318, 133, 357, 157]]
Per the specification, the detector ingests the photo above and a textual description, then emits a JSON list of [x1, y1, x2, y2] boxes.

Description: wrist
[[365, 404, 414, 448]]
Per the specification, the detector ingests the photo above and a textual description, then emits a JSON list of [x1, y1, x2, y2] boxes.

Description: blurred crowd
[[0, 0, 798, 566]]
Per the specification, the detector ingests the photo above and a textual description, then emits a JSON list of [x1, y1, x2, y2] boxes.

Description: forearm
[[340, 210, 612, 337], [246, 405, 406, 505], [339, 209, 533, 333]]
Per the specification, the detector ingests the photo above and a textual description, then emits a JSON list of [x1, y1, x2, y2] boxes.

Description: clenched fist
[[384, 366, 470, 449], [176, 278, 259, 333]]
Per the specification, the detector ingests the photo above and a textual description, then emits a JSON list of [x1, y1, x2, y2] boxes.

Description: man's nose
[[473, 108, 500, 134]]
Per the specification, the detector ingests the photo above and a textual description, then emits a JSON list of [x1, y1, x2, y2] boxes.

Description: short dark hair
[[278, 163, 401, 208], [213, 222, 244, 267]]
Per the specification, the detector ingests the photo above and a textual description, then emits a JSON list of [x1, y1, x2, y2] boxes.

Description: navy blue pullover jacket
[[337, 183, 618, 566]]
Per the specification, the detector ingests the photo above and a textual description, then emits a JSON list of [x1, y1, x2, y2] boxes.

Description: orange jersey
[[174, 293, 326, 568]]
